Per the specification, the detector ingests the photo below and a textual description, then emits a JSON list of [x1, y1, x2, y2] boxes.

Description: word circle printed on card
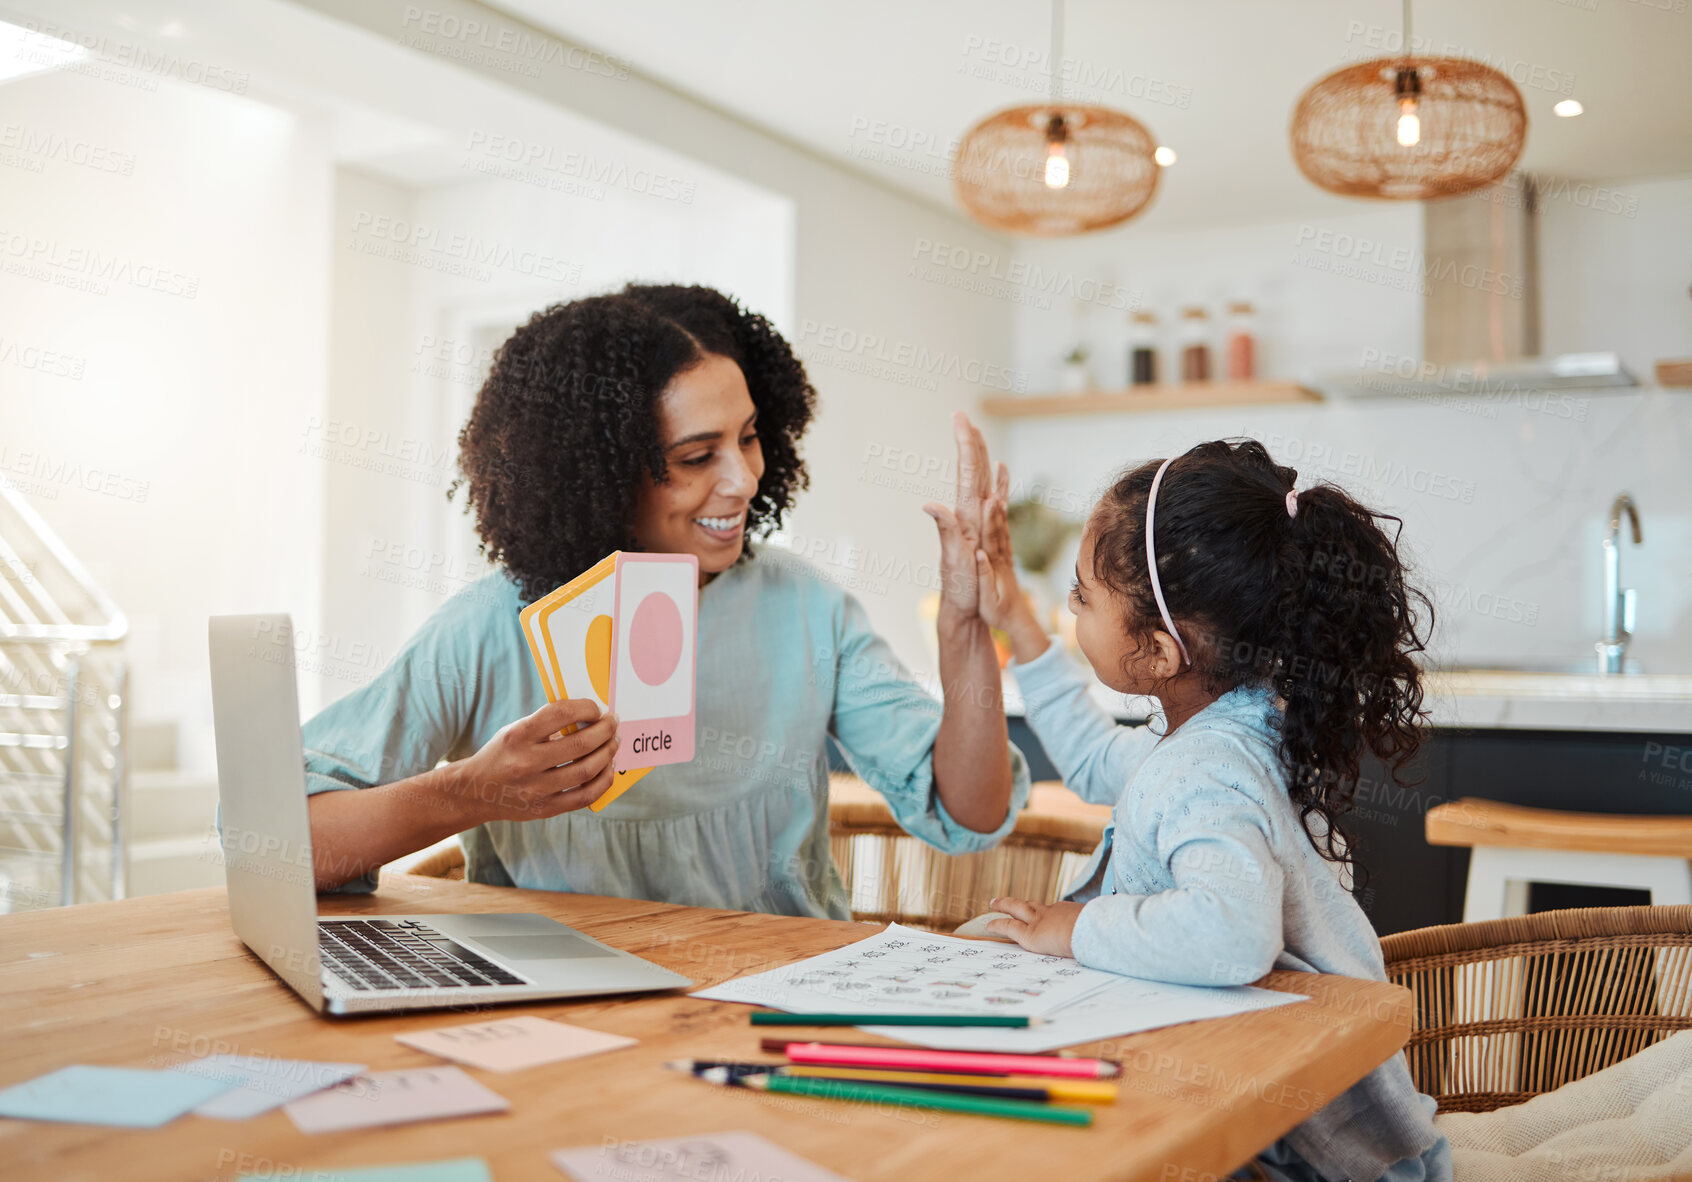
[[519, 551, 698, 812]]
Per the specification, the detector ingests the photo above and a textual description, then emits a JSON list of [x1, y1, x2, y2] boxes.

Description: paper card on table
[[168, 1054, 366, 1120], [0, 1064, 234, 1127], [395, 1016, 636, 1073], [552, 1131, 850, 1182], [519, 551, 698, 812], [691, 922, 1120, 1017], [857, 975, 1308, 1053], [282, 1066, 508, 1134], [239, 1159, 491, 1182]]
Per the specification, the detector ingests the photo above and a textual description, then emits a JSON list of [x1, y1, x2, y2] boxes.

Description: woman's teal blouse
[[301, 552, 1031, 918]]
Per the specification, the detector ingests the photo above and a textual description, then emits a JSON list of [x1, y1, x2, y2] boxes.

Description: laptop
[[208, 612, 692, 1015]]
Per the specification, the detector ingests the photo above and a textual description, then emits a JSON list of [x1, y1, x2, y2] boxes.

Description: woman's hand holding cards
[[442, 698, 621, 822]]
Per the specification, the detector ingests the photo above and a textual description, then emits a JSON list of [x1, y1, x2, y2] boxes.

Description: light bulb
[[1396, 98, 1420, 147], [1154, 145, 1176, 167], [1044, 140, 1070, 189]]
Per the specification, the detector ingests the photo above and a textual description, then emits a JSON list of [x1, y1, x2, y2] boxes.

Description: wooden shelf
[[982, 380, 1322, 417]]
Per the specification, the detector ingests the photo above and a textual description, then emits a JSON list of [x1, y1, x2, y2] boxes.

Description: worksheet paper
[[693, 923, 1309, 1052], [859, 974, 1308, 1053], [691, 923, 1121, 1016]]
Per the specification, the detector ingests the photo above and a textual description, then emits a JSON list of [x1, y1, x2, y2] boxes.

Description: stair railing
[[0, 481, 128, 910]]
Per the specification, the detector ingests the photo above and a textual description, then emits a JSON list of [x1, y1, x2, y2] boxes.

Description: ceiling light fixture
[[1289, 0, 1527, 200], [1154, 146, 1177, 166], [954, 0, 1160, 235], [1553, 99, 1583, 117]]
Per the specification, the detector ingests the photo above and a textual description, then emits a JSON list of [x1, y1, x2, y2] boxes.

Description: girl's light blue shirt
[[1009, 640, 1449, 1182], [301, 552, 1031, 918]]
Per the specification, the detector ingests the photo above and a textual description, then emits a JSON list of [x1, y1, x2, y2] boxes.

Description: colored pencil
[[666, 1060, 1073, 1103], [750, 1011, 1036, 1028], [756, 1038, 1121, 1079], [691, 1069, 1093, 1126], [673, 1059, 1118, 1102], [783, 1066, 1118, 1104], [751, 1073, 1092, 1126]]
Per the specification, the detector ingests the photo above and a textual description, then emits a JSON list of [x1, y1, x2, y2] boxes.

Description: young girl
[[970, 432, 1449, 1182]]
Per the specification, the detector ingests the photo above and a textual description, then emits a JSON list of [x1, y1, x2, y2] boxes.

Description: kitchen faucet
[[1597, 493, 1642, 674]]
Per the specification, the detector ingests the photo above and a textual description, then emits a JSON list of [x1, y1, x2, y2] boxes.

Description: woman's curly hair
[[1088, 440, 1434, 881], [451, 284, 816, 603]]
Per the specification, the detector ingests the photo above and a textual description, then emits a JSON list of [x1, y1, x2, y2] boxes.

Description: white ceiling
[[487, 0, 1692, 231]]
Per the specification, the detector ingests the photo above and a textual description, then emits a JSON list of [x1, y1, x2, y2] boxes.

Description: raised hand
[[923, 411, 1009, 623], [973, 483, 1023, 633]]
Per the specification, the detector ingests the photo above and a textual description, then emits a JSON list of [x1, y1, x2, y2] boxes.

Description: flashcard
[[171, 1053, 366, 1119], [240, 1161, 490, 1182], [282, 1066, 508, 1134], [608, 553, 697, 768], [553, 1132, 850, 1182], [0, 1064, 233, 1128], [519, 551, 698, 812], [395, 1015, 636, 1073]]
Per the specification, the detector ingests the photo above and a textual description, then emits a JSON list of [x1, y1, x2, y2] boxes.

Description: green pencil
[[739, 1073, 1093, 1127], [749, 1012, 1037, 1028]]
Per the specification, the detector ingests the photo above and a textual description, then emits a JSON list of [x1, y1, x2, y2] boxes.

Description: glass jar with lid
[[1128, 311, 1159, 386], [1225, 301, 1257, 381], [1179, 307, 1212, 383]]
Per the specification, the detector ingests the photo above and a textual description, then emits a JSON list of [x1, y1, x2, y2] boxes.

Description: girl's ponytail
[[1267, 480, 1433, 870]]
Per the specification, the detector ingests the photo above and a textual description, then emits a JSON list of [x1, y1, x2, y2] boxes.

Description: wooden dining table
[[1, 873, 1414, 1182]]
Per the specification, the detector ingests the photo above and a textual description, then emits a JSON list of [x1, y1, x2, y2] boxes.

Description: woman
[[304, 283, 1030, 917]]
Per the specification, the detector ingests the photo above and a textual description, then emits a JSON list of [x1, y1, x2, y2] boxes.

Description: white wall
[[1539, 173, 1692, 381], [0, 62, 331, 772], [1003, 178, 1692, 673]]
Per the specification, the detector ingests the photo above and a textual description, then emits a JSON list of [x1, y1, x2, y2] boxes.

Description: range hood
[[1319, 173, 1638, 399]]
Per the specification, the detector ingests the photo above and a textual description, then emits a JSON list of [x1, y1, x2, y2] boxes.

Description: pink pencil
[[773, 1041, 1121, 1079]]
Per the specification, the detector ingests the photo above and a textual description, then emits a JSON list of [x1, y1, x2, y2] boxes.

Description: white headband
[[1144, 457, 1192, 667]]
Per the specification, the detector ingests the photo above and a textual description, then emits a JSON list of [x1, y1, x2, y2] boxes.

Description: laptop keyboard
[[318, 918, 530, 991]]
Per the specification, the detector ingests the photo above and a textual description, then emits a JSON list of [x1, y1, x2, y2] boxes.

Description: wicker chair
[[829, 775, 1108, 931], [1381, 904, 1692, 1112], [408, 841, 466, 880], [407, 777, 1109, 929]]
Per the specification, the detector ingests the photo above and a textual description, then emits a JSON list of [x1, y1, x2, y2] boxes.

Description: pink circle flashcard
[[608, 552, 698, 770]]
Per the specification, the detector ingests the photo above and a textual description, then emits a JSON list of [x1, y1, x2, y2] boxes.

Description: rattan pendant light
[[1290, 0, 1527, 200], [954, 0, 1160, 235]]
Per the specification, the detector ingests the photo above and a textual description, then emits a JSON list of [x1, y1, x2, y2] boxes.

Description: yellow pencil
[[782, 1066, 1118, 1104]]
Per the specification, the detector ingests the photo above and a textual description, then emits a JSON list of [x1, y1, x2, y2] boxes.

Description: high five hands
[[924, 415, 1084, 959], [922, 411, 1023, 632]]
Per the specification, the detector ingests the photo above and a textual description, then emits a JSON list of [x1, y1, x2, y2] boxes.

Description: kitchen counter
[[1001, 668, 1692, 734], [1424, 671, 1692, 733]]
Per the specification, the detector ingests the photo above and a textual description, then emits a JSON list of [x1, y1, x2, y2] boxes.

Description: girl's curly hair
[[451, 284, 816, 603], [1089, 440, 1434, 881]]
